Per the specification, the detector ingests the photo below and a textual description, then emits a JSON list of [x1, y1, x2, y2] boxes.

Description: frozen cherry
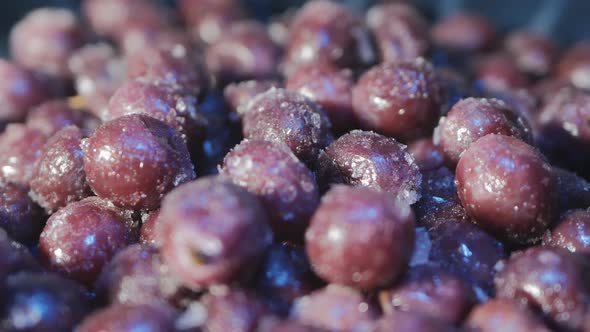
[[286, 63, 358, 134], [318, 130, 422, 205], [428, 220, 506, 294], [352, 58, 442, 141], [68, 43, 126, 118], [127, 46, 207, 98], [201, 288, 269, 332], [118, 26, 193, 57], [284, 0, 369, 71], [495, 246, 590, 331], [0, 182, 44, 245], [553, 167, 590, 214], [76, 303, 178, 332], [0, 59, 52, 126], [95, 244, 183, 307], [545, 209, 590, 255], [38, 197, 137, 285], [475, 53, 530, 92], [221, 139, 319, 241], [0, 124, 48, 186], [556, 41, 590, 91], [434, 97, 532, 165], [106, 78, 205, 141], [306, 185, 415, 289], [224, 80, 282, 115], [83, 114, 195, 210], [380, 264, 476, 324], [255, 243, 322, 315], [29, 126, 91, 213], [177, 0, 245, 44], [456, 134, 557, 245], [413, 167, 469, 229], [25, 100, 87, 137], [10, 7, 82, 79], [537, 87, 590, 176], [0, 272, 91, 332], [241, 88, 333, 165], [465, 299, 551, 332], [366, 3, 430, 62], [374, 310, 458, 332], [505, 30, 556, 77], [431, 13, 496, 52], [0, 229, 40, 282], [290, 285, 377, 331], [258, 317, 322, 332], [407, 137, 445, 171], [83, 0, 169, 39], [159, 177, 272, 289], [205, 21, 280, 83], [140, 209, 161, 247]]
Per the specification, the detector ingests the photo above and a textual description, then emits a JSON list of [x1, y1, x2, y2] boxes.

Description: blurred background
[[0, 0, 589, 55]]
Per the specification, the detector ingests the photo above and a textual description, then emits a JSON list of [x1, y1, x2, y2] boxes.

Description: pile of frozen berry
[[1, 0, 590, 331]]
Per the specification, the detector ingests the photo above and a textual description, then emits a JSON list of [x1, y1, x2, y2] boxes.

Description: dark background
[[1, 0, 589, 56]]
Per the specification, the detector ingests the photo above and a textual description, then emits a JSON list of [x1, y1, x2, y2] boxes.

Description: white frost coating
[[175, 302, 207, 330]]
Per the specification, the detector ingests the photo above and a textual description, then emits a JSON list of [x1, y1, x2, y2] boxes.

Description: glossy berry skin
[[25, 100, 87, 137], [106, 78, 204, 141], [306, 185, 415, 289], [431, 13, 496, 52], [76, 303, 178, 332], [159, 177, 272, 289], [0, 228, 40, 282], [556, 41, 590, 91], [407, 137, 445, 171], [83, 114, 195, 210], [224, 80, 282, 114], [95, 244, 182, 307], [126, 46, 207, 99], [0, 124, 48, 186], [379, 264, 476, 324], [429, 220, 506, 294], [221, 140, 320, 242], [241, 88, 333, 165], [0, 272, 91, 332], [0, 59, 52, 126], [290, 285, 377, 331], [366, 3, 430, 63], [352, 59, 442, 141], [495, 246, 590, 331], [286, 64, 358, 134], [373, 310, 458, 332], [38, 197, 138, 285], [0, 182, 44, 245], [465, 299, 550, 332], [255, 243, 322, 315], [456, 134, 557, 245], [284, 0, 369, 71], [68, 43, 126, 118], [205, 21, 280, 84], [505, 30, 556, 77], [29, 126, 91, 213], [435, 97, 532, 165], [201, 288, 269, 332], [318, 130, 422, 205], [10, 8, 82, 79], [413, 167, 469, 229], [545, 209, 590, 255]]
